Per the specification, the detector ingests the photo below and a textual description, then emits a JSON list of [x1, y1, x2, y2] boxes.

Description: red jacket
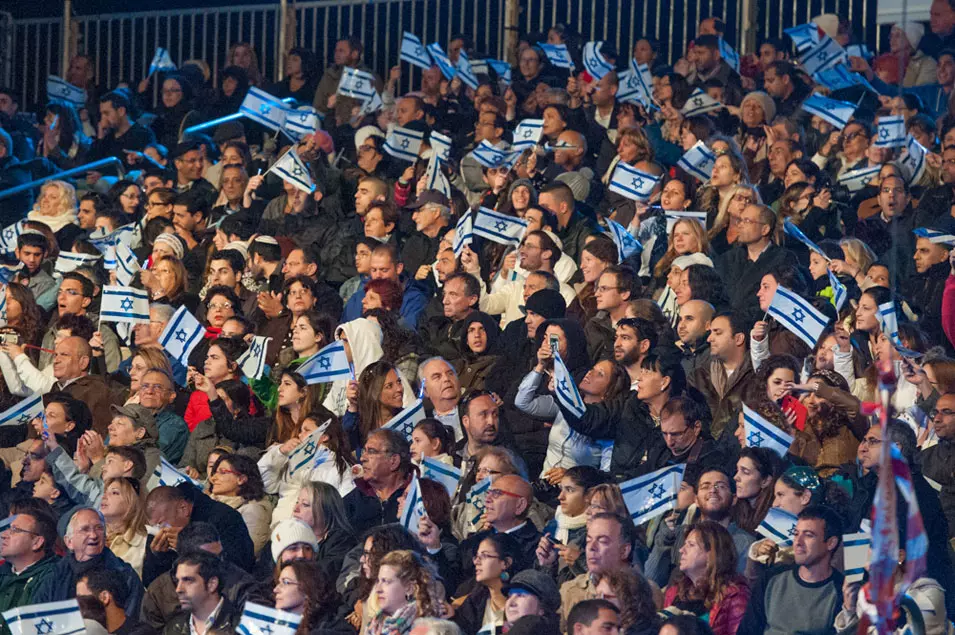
[[664, 577, 751, 635]]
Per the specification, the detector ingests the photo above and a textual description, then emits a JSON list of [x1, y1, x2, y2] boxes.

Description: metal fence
[[4, 0, 879, 110]]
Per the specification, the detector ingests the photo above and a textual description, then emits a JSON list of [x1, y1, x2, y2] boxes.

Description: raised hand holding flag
[[620, 464, 685, 525], [297, 340, 353, 384], [159, 306, 206, 368], [267, 147, 315, 193], [767, 286, 830, 348], [758, 507, 800, 545], [606, 218, 642, 262], [553, 350, 586, 419]]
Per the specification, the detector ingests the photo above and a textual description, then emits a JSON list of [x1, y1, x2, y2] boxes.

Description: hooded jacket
[[453, 312, 503, 395], [323, 318, 384, 417], [0, 555, 59, 633]]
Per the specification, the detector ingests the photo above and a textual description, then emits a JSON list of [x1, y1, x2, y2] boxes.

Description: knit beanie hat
[[894, 22, 924, 51], [741, 91, 777, 124], [270, 519, 319, 562], [555, 170, 593, 202], [153, 233, 185, 260], [523, 288, 566, 320]]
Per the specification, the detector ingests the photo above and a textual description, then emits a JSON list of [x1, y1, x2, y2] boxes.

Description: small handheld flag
[[620, 464, 685, 526], [297, 340, 352, 384], [800, 93, 857, 129], [426, 43, 458, 79], [677, 141, 717, 182], [159, 305, 207, 367], [553, 350, 586, 419], [429, 131, 453, 163], [421, 457, 462, 498], [742, 404, 793, 458], [799, 36, 848, 76], [452, 213, 474, 256], [512, 119, 544, 151], [901, 136, 928, 185], [237, 602, 301, 635], [877, 301, 903, 346], [488, 59, 512, 85], [356, 91, 383, 118], [465, 477, 492, 528], [424, 156, 452, 198], [46, 76, 86, 107], [149, 48, 176, 75], [114, 242, 141, 286], [383, 399, 425, 440], [0, 263, 22, 286], [456, 52, 480, 90], [267, 147, 315, 194], [827, 268, 848, 312], [287, 426, 328, 476], [401, 32, 433, 70], [784, 23, 821, 53], [874, 116, 905, 148], [153, 456, 202, 489], [783, 219, 827, 258], [813, 65, 875, 93], [608, 162, 660, 201], [0, 394, 43, 427], [239, 87, 288, 131], [337, 68, 377, 101], [680, 89, 722, 117], [470, 140, 512, 169], [914, 227, 955, 246], [617, 60, 654, 107], [99, 285, 150, 324], [719, 39, 740, 72], [768, 285, 830, 348], [384, 126, 425, 163], [837, 165, 880, 193], [282, 107, 322, 142], [843, 530, 872, 583], [537, 42, 575, 69], [473, 207, 528, 246], [582, 41, 613, 79], [0, 221, 24, 255], [606, 218, 642, 262], [664, 211, 707, 235], [237, 335, 272, 380], [399, 476, 427, 533], [758, 507, 799, 545], [3, 599, 84, 635], [54, 251, 101, 276]]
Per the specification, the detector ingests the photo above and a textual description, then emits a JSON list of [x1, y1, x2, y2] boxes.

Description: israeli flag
[[2, 599, 84, 635], [287, 427, 327, 477], [0, 220, 24, 254], [470, 58, 490, 77], [473, 207, 528, 246], [677, 141, 717, 182], [237, 602, 301, 635], [665, 210, 707, 235], [768, 285, 830, 348], [46, 76, 86, 107], [837, 165, 881, 193], [512, 119, 544, 151], [384, 126, 425, 163], [606, 218, 642, 262], [100, 285, 150, 324], [297, 339, 353, 384], [236, 335, 271, 380], [583, 41, 614, 79], [901, 136, 928, 185], [430, 131, 453, 163], [680, 89, 722, 117], [0, 263, 22, 286], [620, 464, 685, 526], [424, 157, 452, 198], [427, 43, 458, 79], [553, 350, 586, 419], [421, 457, 462, 498], [843, 531, 872, 583], [401, 32, 433, 70], [617, 60, 654, 107], [813, 65, 874, 93], [456, 52, 479, 90], [800, 93, 857, 130], [914, 227, 955, 246], [470, 140, 512, 168], [828, 268, 848, 311], [742, 403, 793, 458], [846, 43, 873, 59], [399, 476, 428, 533], [54, 251, 100, 276], [537, 42, 575, 70], [799, 36, 848, 76], [878, 301, 902, 345], [784, 23, 820, 53], [783, 219, 827, 258], [488, 59, 512, 85], [0, 394, 43, 427], [875, 115, 905, 148], [465, 477, 492, 527], [268, 147, 315, 194], [608, 162, 660, 202], [152, 456, 202, 489], [337, 67, 377, 101], [719, 39, 740, 72], [114, 243, 141, 286], [452, 213, 474, 256], [239, 86, 288, 131], [356, 90, 383, 117], [159, 305, 207, 367], [758, 507, 799, 545], [282, 107, 321, 142], [0, 286, 6, 325], [149, 47, 176, 75], [384, 399, 425, 441]]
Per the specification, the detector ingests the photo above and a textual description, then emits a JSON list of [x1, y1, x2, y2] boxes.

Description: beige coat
[[212, 494, 274, 557], [107, 527, 147, 577], [905, 51, 939, 87]]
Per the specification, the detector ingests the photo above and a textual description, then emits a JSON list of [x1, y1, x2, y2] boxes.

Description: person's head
[[107, 403, 157, 448], [537, 182, 575, 223], [273, 559, 338, 618], [612, 317, 656, 366], [98, 477, 145, 534], [171, 191, 208, 235], [485, 474, 533, 527], [659, 396, 708, 456], [442, 272, 479, 320], [291, 311, 334, 356], [504, 569, 560, 623], [793, 505, 842, 568], [773, 466, 819, 515], [410, 419, 456, 462], [145, 486, 194, 530], [636, 350, 686, 404], [282, 247, 319, 280], [913, 234, 951, 273], [595, 266, 636, 314], [755, 353, 800, 402], [695, 469, 734, 521], [471, 532, 521, 588], [102, 446, 147, 481], [878, 174, 910, 220], [369, 243, 403, 283], [734, 447, 777, 500], [855, 286, 892, 334], [333, 37, 363, 66], [292, 480, 351, 537], [208, 249, 246, 292], [360, 429, 412, 485], [362, 278, 404, 314], [677, 300, 714, 345], [364, 202, 399, 239], [98, 91, 132, 131], [173, 551, 223, 613], [375, 550, 439, 616], [15, 232, 48, 275], [677, 520, 738, 591], [461, 391, 500, 448], [568, 599, 620, 635], [585, 513, 633, 575], [65, 508, 106, 562], [0, 509, 57, 564], [707, 311, 748, 362], [932, 392, 955, 441], [557, 466, 605, 517], [52, 335, 91, 382], [57, 272, 94, 318], [202, 287, 241, 331], [763, 60, 796, 99], [420, 357, 462, 407], [208, 453, 266, 501]]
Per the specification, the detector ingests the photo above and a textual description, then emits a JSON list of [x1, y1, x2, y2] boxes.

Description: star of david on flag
[[236, 335, 272, 380], [583, 41, 614, 79], [837, 165, 881, 193], [512, 119, 544, 151], [456, 51, 480, 90], [237, 602, 301, 635], [401, 32, 433, 70], [553, 350, 586, 419], [421, 457, 463, 498], [337, 67, 377, 101], [383, 399, 425, 441], [901, 136, 928, 185], [452, 213, 474, 256], [282, 106, 322, 142], [429, 131, 453, 163], [149, 47, 177, 75], [46, 76, 87, 107], [0, 263, 22, 286], [287, 425, 330, 476], [427, 43, 458, 80], [813, 65, 876, 94], [114, 242, 141, 286], [54, 251, 101, 276], [784, 23, 821, 53], [487, 59, 512, 85], [465, 477, 492, 528], [0, 220, 24, 255], [608, 162, 660, 202], [0, 393, 43, 428], [678, 141, 717, 182], [843, 530, 872, 583], [800, 93, 857, 130], [617, 59, 654, 108], [356, 90, 384, 118], [719, 39, 740, 72], [159, 305, 206, 369], [99, 285, 150, 324], [742, 403, 794, 458], [875, 115, 905, 148], [152, 456, 203, 489], [828, 268, 848, 312], [2, 599, 84, 635], [758, 507, 799, 545], [473, 207, 528, 246], [606, 218, 642, 262], [399, 475, 428, 533], [469, 140, 515, 169], [680, 88, 722, 117], [268, 147, 315, 194], [297, 339, 353, 385], [798, 35, 848, 76], [768, 285, 830, 348], [620, 464, 685, 526], [384, 126, 425, 163], [537, 42, 575, 70], [239, 86, 289, 131]]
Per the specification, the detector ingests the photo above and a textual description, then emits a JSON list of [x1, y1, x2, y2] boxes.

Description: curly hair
[[671, 521, 740, 610], [357, 526, 424, 601], [596, 568, 659, 631], [378, 550, 443, 619], [279, 560, 341, 635]]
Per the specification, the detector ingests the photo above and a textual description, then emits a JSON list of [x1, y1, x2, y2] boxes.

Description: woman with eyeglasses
[[706, 184, 760, 255], [106, 180, 145, 220], [536, 466, 606, 585], [208, 453, 273, 557], [151, 74, 201, 150], [273, 559, 349, 635], [99, 476, 148, 577], [453, 533, 522, 635], [261, 275, 322, 367], [356, 135, 390, 179]]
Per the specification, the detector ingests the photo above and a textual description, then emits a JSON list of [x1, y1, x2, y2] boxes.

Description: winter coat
[[258, 444, 355, 527], [211, 494, 274, 557], [0, 555, 59, 634], [32, 549, 143, 614]]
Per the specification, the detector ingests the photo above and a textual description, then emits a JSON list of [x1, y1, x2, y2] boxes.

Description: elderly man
[[0, 508, 60, 620], [420, 357, 464, 440], [51, 335, 117, 435], [419, 272, 480, 360], [344, 429, 413, 534], [462, 474, 541, 574], [138, 368, 189, 464], [32, 508, 143, 613], [401, 191, 451, 278]]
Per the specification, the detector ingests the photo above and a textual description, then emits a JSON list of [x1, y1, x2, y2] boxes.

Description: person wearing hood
[[0, 128, 35, 225], [908, 223, 953, 348], [453, 311, 503, 396], [499, 178, 539, 219], [205, 66, 250, 120], [150, 73, 202, 150]]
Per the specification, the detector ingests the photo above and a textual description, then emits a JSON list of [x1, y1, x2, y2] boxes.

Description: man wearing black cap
[[401, 191, 451, 280]]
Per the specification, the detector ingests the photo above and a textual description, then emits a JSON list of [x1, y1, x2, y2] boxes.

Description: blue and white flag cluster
[[537, 42, 575, 69], [768, 285, 830, 348], [488, 59, 512, 84], [608, 162, 660, 201], [421, 457, 463, 498], [114, 242, 141, 286], [874, 115, 906, 148], [473, 207, 528, 246], [758, 507, 800, 545], [0, 393, 43, 428], [159, 306, 207, 367], [298, 340, 353, 384], [813, 65, 875, 93], [620, 464, 685, 526], [456, 51, 480, 90], [470, 140, 519, 169], [742, 404, 793, 458], [100, 285, 150, 324], [801, 93, 857, 130]]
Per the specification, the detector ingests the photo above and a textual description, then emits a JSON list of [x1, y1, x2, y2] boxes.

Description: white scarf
[[553, 506, 588, 544]]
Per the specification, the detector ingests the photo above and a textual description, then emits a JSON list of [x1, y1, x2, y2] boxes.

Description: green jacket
[[0, 555, 60, 633]]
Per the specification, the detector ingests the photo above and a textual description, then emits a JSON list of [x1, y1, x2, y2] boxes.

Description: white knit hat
[[270, 519, 319, 562], [893, 22, 925, 51], [672, 253, 714, 270], [153, 233, 185, 260]]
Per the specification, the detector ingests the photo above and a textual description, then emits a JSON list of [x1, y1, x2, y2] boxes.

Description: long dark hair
[[303, 408, 353, 477], [356, 360, 402, 444], [280, 560, 341, 635], [729, 447, 778, 533], [211, 453, 266, 501], [5, 282, 42, 348]]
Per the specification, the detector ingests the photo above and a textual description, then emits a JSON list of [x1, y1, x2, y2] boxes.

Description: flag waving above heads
[[875, 115, 906, 148], [429, 131, 452, 163], [47, 76, 86, 107], [384, 126, 425, 163], [427, 43, 457, 79], [758, 507, 800, 545], [512, 119, 544, 151], [678, 141, 717, 182], [100, 285, 150, 324], [159, 306, 206, 368], [452, 213, 474, 256], [470, 140, 513, 169], [54, 251, 100, 276], [488, 59, 512, 84], [337, 67, 377, 101], [914, 226, 955, 246], [0, 393, 43, 427], [473, 207, 528, 246], [620, 464, 685, 525], [149, 47, 176, 74], [537, 42, 575, 69], [768, 285, 830, 348], [456, 51, 480, 89], [617, 59, 654, 107], [422, 457, 463, 497], [583, 41, 614, 79], [114, 242, 141, 286], [237, 602, 301, 635], [608, 162, 660, 201], [742, 403, 794, 458], [783, 219, 828, 258], [3, 599, 85, 635], [237, 335, 272, 380], [239, 86, 288, 131], [799, 35, 848, 76], [719, 39, 740, 72], [785, 23, 821, 53], [282, 106, 322, 141], [401, 32, 433, 70], [267, 147, 315, 193], [800, 93, 857, 130], [606, 218, 642, 262], [837, 165, 881, 193], [297, 340, 353, 385], [901, 136, 928, 185]]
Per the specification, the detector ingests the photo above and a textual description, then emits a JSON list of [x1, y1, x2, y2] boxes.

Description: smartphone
[[549, 334, 560, 352], [780, 394, 808, 431]]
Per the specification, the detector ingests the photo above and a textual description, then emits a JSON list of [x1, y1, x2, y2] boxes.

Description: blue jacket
[[341, 276, 431, 330], [32, 548, 143, 615]]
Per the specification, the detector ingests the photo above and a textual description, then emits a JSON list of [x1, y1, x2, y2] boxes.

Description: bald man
[[52, 336, 117, 435], [677, 300, 714, 377], [461, 474, 542, 576], [551, 130, 587, 174]]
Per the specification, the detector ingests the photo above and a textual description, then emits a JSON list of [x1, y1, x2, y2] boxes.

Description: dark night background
[[0, 0, 260, 18]]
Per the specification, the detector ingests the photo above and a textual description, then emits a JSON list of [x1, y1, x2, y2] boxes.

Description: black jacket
[[907, 260, 949, 349], [855, 208, 918, 281], [717, 243, 800, 312], [639, 434, 727, 476], [460, 522, 542, 578], [342, 477, 410, 535], [161, 596, 240, 635]]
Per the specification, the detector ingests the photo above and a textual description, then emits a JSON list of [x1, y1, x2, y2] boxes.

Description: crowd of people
[[1, 5, 955, 635]]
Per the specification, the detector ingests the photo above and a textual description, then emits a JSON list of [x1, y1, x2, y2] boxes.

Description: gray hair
[[411, 619, 462, 635], [64, 507, 106, 541], [418, 356, 458, 384], [423, 203, 452, 222], [150, 303, 176, 323]]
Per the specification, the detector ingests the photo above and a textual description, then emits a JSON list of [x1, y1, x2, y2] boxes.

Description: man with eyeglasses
[[137, 369, 189, 464], [144, 187, 176, 221], [584, 266, 636, 362], [171, 140, 217, 208], [462, 474, 540, 578], [640, 394, 724, 476], [344, 429, 414, 535], [0, 508, 60, 620], [855, 174, 917, 280], [813, 119, 872, 181]]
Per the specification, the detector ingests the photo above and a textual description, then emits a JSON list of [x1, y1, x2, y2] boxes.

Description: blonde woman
[[653, 219, 710, 284], [27, 180, 81, 250], [831, 238, 877, 291], [365, 550, 444, 635], [125, 348, 173, 405], [708, 184, 761, 255], [99, 477, 148, 577]]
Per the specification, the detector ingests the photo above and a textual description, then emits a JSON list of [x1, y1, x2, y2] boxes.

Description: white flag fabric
[[268, 147, 315, 194], [426, 43, 457, 79], [0, 220, 24, 254], [837, 165, 881, 193], [785, 23, 821, 53], [758, 507, 800, 545], [159, 305, 207, 367], [237, 335, 272, 380], [914, 227, 955, 246], [399, 476, 428, 533], [473, 207, 528, 245], [239, 87, 288, 131], [424, 157, 452, 198], [799, 36, 848, 76], [383, 399, 425, 440], [0, 393, 43, 427], [47, 76, 86, 106], [384, 126, 425, 163], [153, 456, 203, 488], [286, 427, 329, 477], [0, 263, 22, 286], [608, 162, 660, 201], [843, 531, 872, 583], [488, 59, 512, 84], [149, 47, 176, 74], [3, 599, 85, 635], [814, 65, 875, 93], [512, 119, 544, 151], [469, 140, 513, 168], [742, 404, 793, 458], [606, 218, 642, 262], [464, 477, 492, 528], [469, 58, 490, 77], [583, 41, 614, 79], [800, 93, 857, 129], [768, 285, 830, 348], [665, 211, 707, 235], [282, 107, 321, 141], [680, 89, 722, 117], [620, 464, 685, 526], [456, 52, 479, 89], [901, 136, 928, 185], [452, 213, 474, 256], [237, 602, 301, 635], [54, 251, 100, 276], [429, 131, 453, 163], [100, 285, 150, 324], [356, 91, 383, 117], [874, 115, 905, 148], [719, 39, 740, 72], [421, 457, 463, 498], [297, 340, 353, 384], [828, 268, 848, 312], [537, 43, 574, 69], [678, 141, 717, 182], [114, 242, 141, 286], [401, 32, 433, 70], [617, 60, 654, 107], [878, 301, 902, 345], [553, 350, 586, 419], [337, 67, 377, 101]]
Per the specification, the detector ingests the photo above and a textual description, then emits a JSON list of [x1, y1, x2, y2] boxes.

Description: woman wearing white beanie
[[892, 21, 938, 87]]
